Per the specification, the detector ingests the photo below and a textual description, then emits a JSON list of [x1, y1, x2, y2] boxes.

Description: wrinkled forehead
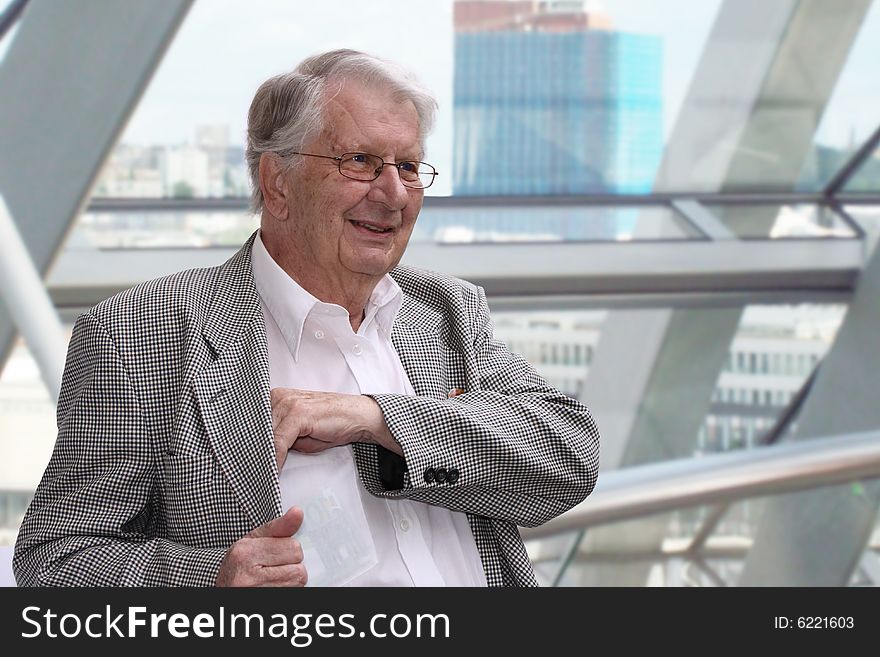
[[318, 78, 423, 157]]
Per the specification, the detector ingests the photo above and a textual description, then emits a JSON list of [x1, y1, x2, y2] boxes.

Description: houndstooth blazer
[[14, 232, 599, 587]]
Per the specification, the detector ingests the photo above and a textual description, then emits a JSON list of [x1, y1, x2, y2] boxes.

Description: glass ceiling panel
[[86, 0, 722, 202], [75, 210, 256, 249], [702, 203, 858, 239], [492, 310, 608, 401], [89, 0, 454, 198], [523, 302, 850, 586], [843, 142, 880, 192], [796, 0, 880, 192], [844, 204, 880, 259], [704, 303, 846, 447], [407, 204, 701, 243], [71, 202, 701, 250], [495, 302, 846, 463], [654, 2, 879, 194]]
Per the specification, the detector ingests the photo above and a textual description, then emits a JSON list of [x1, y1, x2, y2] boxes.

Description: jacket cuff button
[[423, 467, 436, 484], [447, 468, 460, 485], [435, 467, 448, 484]]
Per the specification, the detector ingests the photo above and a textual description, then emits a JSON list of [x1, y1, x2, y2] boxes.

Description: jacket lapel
[[193, 232, 283, 529], [392, 294, 449, 400]]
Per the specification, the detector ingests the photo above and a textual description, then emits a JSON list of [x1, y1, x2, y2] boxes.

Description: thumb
[[249, 506, 304, 538]]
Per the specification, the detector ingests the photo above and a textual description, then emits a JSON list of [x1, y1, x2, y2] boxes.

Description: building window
[[772, 353, 782, 375], [798, 354, 808, 375]]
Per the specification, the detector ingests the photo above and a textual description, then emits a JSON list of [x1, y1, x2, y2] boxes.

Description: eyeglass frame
[[288, 151, 439, 189]]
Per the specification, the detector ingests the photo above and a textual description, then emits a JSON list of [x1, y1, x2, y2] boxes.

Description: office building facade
[[453, 1, 664, 197]]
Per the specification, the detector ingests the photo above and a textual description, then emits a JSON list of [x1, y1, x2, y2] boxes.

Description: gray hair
[[245, 49, 438, 213]]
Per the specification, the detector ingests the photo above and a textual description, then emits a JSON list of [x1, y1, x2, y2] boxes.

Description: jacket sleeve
[[362, 285, 600, 528], [13, 312, 227, 586]]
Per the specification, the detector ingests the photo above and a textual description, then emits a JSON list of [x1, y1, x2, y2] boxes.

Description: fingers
[[249, 506, 304, 539], [259, 563, 309, 587], [274, 412, 310, 447], [290, 437, 331, 454], [224, 535, 304, 569], [272, 407, 307, 470], [270, 387, 296, 432], [257, 536, 304, 567], [216, 508, 309, 587], [271, 392, 315, 460], [270, 388, 378, 458], [216, 545, 308, 587]]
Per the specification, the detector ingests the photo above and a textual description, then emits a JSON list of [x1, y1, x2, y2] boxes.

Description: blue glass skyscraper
[[453, 9, 664, 197]]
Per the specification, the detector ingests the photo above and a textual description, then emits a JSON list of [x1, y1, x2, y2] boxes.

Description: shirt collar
[[250, 231, 403, 360], [364, 274, 404, 341]]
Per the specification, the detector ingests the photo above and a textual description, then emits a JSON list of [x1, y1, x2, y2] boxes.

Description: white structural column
[[0, 196, 66, 402], [0, 0, 194, 375], [566, 0, 870, 586], [567, 0, 798, 587], [740, 217, 880, 585]]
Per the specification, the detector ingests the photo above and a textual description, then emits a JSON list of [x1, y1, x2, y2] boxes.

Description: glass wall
[[3, 0, 880, 586], [532, 492, 880, 587], [87, 0, 724, 204]]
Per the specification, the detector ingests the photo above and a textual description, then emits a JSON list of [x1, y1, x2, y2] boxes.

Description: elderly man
[[14, 49, 599, 587]]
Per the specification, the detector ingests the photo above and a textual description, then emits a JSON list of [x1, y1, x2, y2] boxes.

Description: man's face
[[276, 80, 424, 283]]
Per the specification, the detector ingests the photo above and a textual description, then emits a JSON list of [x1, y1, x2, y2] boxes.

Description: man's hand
[[215, 507, 308, 587], [270, 388, 401, 471]]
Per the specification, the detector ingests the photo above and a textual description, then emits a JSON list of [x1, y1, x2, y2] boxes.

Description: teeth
[[354, 221, 390, 233]]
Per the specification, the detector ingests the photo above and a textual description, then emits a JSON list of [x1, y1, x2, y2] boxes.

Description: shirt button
[[399, 519, 411, 532], [314, 330, 324, 340], [352, 343, 363, 356]]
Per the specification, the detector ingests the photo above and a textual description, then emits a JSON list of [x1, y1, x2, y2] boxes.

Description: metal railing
[[522, 429, 880, 541]]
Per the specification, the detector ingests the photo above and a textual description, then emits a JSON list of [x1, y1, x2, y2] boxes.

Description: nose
[[368, 163, 412, 211]]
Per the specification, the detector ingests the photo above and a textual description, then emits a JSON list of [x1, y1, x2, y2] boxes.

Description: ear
[[259, 153, 290, 221]]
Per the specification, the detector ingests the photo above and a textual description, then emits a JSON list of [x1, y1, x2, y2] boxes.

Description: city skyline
[[93, 0, 722, 200], [74, 0, 880, 199]]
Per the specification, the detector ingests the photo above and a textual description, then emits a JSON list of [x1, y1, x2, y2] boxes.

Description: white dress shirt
[[251, 233, 487, 587]]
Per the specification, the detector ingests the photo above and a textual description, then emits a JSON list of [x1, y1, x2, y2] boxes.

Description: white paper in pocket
[[278, 446, 378, 586]]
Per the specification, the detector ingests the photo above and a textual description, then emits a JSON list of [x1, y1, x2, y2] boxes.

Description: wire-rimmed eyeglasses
[[290, 152, 438, 189]]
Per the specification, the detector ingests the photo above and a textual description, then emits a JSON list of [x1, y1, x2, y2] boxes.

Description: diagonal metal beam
[[0, 196, 65, 401], [0, 0, 27, 39], [0, 0, 194, 374], [567, 0, 871, 587], [824, 122, 880, 196], [740, 204, 880, 586]]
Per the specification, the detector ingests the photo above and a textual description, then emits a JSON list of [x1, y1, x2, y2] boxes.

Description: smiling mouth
[[350, 220, 394, 234]]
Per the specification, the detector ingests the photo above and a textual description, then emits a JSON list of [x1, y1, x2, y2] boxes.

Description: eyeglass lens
[[339, 153, 435, 188]]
